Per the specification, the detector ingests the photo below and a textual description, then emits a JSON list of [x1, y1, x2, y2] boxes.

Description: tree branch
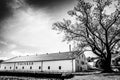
[[110, 39, 120, 50], [84, 9, 106, 45], [106, 17, 117, 31], [109, 29, 120, 45]]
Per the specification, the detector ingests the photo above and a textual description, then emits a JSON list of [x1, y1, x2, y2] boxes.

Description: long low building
[[0, 51, 88, 72]]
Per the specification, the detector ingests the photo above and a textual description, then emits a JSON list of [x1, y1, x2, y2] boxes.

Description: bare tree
[[52, 0, 120, 72]]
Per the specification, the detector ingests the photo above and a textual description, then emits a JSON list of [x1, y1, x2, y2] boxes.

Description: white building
[[0, 51, 88, 72]]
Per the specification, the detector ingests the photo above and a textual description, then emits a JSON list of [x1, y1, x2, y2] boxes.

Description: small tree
[[53, 0, 120, 72]]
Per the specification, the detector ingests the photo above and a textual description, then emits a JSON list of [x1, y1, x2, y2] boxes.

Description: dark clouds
[[0, 0, 13, 22], [0, 0, 74, 39], [0, 0, 75, 58], [25, 0, 72, 8], [0, 0, 73, 22]]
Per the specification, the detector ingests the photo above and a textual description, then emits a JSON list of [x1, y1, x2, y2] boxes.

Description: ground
[[66, 72, 120, 80], [0, 71, 120, 80]]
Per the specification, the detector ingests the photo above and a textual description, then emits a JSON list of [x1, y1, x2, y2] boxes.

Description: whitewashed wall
[[42, 59, 75, 72], [31, 61, 42, 71], [14, 61, 42, 71], [0, 63, 14, 71], [73, 59, 76, 72], [15, 62, 32, 71], [0, 59, 76, 72]]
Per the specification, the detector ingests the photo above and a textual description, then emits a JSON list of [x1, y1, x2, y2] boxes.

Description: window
[[4, 67, 6, 69], [59, 66, 61, 70], [48, 66, 50, 70], [22, 66, 24, 69], [39, 66, 41, 69], [81, 61, 85, 65], [16, 67, 18, 69], [10, 67, 11, 69], [30, 66, 32, 69], [31, 62, 33, 65]]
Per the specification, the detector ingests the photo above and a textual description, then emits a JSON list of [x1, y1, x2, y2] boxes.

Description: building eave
[[1, 58, 75, 64]]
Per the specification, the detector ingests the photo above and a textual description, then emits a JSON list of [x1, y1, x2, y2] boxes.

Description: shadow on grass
[[101, 72, 120, 76], [73, 70, 120, 77], [0, 71, 74, 79], [89, 71, 120, 77]]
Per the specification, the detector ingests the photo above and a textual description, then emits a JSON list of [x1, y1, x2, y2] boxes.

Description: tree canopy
[[52, 0, 120, 72]]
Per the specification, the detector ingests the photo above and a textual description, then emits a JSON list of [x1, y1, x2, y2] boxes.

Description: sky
[[0, 0, 77, 59], [0, 0, 117, 60]]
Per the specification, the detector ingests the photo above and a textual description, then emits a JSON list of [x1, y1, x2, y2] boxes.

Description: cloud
[[0, 40, 17, 57], [10, 50, 35, 56], [25, 0, 72, 8], [1, 5, 70, 52], [0, 57, 9, 60], [0, 0, 28, 37], [0, 0, 13, 22], [0, 41, 8, 45], [0, 0, 75, 58]]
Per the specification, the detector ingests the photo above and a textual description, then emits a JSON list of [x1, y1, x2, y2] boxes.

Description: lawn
[[67, 72, 120, 80], [0, 71, 120, 80]]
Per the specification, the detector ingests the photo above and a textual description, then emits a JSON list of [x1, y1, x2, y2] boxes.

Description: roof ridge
[[4, 56, 18, 62], [3, 51, 81, 63]]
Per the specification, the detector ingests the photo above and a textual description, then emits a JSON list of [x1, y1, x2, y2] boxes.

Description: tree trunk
[[102, 59, 112, 73], [102, 52, 113, 73], [100, 42, 113, 73]]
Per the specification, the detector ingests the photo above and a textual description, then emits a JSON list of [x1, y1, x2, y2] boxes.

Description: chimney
[[69, 45, 71, 52]]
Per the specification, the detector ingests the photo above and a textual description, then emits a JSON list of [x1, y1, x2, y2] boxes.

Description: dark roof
[[3, 51, 82, 63]]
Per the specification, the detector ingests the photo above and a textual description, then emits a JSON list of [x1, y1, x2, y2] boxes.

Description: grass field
[[0, 72, 120, 80], [67, 72, 120, 80]]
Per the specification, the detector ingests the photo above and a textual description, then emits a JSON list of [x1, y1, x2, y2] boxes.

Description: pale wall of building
[[43, 59, 75, 72], [0, 63, 14, 71], [14, 62, 42, 71], [0, 60, 76, 72], [75, 54, 88, 72]]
